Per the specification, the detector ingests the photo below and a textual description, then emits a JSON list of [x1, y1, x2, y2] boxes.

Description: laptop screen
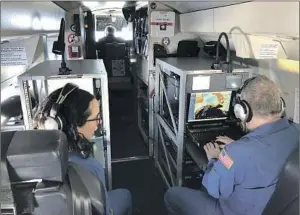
[[187, 91, 232, 122]]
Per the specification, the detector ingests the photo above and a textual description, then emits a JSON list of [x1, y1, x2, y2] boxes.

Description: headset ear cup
[[44, 117, 59, 130], [280, 97, 286, 116], [55, 113, 66, 130], [234, 103, 247, 122], [241, 100, 252, 122], [234, 100, 252, 122]]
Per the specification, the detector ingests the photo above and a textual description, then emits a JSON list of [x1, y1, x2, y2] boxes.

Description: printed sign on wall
[[1, 47, 28, 66], [150, 11, 175, 38]]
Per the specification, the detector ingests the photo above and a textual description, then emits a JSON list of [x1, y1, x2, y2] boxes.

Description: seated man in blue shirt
[[34, 83, 132, 215], [164, 75, 299, 215]]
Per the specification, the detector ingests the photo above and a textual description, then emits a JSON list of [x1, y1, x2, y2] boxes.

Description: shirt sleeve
[[202, 146, 240, 199], [206, 158, 217, 171]]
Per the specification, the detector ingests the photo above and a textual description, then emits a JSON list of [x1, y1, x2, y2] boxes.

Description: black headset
[[233, 76, 286, 123], [44, 83, 79, 130], [44, 83, 95, 158]]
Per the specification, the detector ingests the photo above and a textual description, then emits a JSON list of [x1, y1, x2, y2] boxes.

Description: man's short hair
[[105, 25, 116, 35], [240, 75, 283, 118]]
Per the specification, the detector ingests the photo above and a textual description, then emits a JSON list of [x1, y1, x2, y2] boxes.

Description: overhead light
[[41, 17, 58, 30], [112, 17, 116, 22], [32, 17, 42, 30], [82, 1, 99, 8], [105, 1, 125, 8], [11, 15, 31, 28], [1, 116, 7, 124]]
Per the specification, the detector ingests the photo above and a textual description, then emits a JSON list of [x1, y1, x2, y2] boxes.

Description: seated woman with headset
[[33, 83, 132, 215]]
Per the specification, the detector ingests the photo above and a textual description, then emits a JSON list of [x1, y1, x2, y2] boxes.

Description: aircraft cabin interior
[[1, 1, 299, 215]]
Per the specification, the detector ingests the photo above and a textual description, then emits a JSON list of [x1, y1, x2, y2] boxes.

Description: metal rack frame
[[135, 54, 156, 157], [17, 59, 113, 190], [154, 57, 252, 187], [136, 72, 155, 157]]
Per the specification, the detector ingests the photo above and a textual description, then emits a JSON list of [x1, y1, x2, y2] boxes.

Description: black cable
[[216, 32, 231, 64]]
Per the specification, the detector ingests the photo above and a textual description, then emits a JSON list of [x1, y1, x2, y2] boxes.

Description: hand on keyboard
[[215, 136, 235, 145], [203, 142, 221, 160]]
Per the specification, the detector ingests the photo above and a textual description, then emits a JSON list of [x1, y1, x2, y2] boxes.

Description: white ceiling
[[53, 1, 128, 12], [53, 1, 252, 14], [53, 1, 83, 11], [161, 1, 251, 13]]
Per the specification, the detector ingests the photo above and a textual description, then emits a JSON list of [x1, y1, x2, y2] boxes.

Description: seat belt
[[1, 144, 17, 215], [68, 164, 93, 215]]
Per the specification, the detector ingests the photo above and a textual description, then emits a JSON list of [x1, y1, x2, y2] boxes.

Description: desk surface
[[157, 57, 249, 72], [18, 60, 107, 78]]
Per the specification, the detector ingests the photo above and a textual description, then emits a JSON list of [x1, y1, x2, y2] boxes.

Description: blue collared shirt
[[202, 118, 299, 215]]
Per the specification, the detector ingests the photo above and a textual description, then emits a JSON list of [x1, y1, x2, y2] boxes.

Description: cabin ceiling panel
[[161, 1, 250, 13], [53, 1, 83, 11]]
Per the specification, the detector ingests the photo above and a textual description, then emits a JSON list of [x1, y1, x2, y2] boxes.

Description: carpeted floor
[[109, 88, 168, 215]]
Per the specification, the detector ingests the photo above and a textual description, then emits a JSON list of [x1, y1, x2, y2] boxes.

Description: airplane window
[[95, 15, 133, 41]]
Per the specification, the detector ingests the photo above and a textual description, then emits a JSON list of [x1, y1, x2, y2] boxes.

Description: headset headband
[[236, 76, 256, 96], [55, 83, 79, 105]]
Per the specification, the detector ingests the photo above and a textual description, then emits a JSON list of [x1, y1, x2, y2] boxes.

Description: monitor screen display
[[187, 91, 232, 122]]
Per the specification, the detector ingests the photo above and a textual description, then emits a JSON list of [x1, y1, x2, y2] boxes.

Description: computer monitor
[[187, 91, 232, 122]]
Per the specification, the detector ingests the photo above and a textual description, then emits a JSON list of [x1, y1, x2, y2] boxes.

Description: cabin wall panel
[[1, 2, 66, 39], [213, 2, 299, 36], [180, 10, 214, 33], [180, 2, 299, 36]]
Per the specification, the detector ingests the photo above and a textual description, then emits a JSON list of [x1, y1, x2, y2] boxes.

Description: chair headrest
[[1, 130, 69, 183], [105, 43, 127, 57], [263, 147, 300, 215]]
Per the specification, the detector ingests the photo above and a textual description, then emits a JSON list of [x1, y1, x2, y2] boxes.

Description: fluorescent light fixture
[[82, 1, 99, 8], [11, 15, 31, 28], [41, 17, 58, 30], [32, 17, 42, 30], [1, 116, 7, 124]]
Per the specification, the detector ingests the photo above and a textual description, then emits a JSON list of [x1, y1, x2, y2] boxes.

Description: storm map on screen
[[188, 91, 232, 122]]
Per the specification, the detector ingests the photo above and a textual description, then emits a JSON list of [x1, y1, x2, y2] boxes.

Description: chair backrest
[[103, 42, 130, 77], [263, 148, 299, 215], [1, 130, 107, 215]]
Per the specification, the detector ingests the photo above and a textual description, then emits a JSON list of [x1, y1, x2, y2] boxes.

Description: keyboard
[[188, 126, 241, 148]]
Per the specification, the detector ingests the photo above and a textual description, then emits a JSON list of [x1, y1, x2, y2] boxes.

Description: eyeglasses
[[86, 113, 102, 123]]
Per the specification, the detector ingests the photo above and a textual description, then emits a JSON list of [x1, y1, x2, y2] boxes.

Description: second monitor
[[187, 91, 233, 122]]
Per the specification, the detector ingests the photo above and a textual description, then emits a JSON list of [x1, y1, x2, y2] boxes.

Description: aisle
[[109, 89, 167, 215]]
